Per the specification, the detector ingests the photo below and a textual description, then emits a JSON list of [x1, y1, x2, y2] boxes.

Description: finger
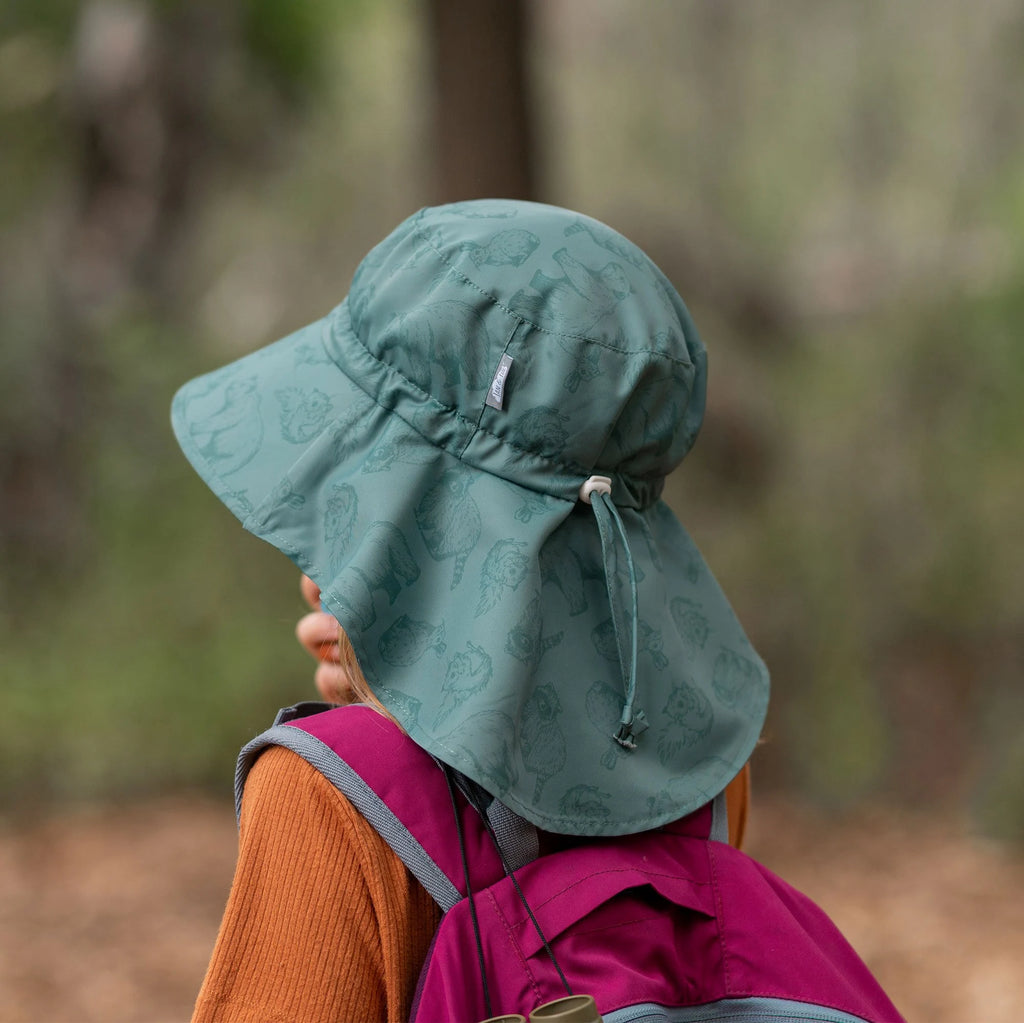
[[296, 611, 340, 662], [314, 661, 355, 704], [300, 574, 321, 612]]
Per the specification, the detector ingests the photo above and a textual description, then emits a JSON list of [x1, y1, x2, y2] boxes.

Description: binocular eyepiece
[[481, 993, 603, 1022]]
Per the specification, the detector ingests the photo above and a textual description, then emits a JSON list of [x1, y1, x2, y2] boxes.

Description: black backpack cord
[[443, 763, 493, 1019], [447, 766, 573, 1000], [480, 813, 573, 999]]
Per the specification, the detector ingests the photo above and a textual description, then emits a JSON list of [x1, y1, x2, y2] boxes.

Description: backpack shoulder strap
[[236, 702, 515, 911]]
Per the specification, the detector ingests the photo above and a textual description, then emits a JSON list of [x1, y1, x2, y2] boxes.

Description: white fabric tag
[[485, 353, 514, 410]]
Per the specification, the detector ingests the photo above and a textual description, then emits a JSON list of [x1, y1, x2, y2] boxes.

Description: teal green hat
[[171, 200, 768, 836]]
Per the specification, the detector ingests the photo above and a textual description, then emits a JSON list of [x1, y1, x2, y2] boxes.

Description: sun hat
[[171, 199, 769, 837]]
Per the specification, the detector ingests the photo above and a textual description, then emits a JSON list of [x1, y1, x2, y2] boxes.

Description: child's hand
[[296, 575, 355, 704]]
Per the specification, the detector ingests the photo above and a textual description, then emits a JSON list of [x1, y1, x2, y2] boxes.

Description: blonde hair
[[338, 628, 402, 728]]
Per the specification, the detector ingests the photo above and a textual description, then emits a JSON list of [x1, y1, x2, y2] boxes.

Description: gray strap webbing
[[603, 996, 873, 1022], [709, 790, 729, 844], [486, 797, 541, 871], [236, 723, 462, 911]]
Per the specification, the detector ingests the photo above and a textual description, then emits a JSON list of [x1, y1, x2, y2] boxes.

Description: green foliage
[[241, 0, 344, 96], [1, 0, 1021, 840], [0, 314, 303, 803], [0, 0, 80, 42]]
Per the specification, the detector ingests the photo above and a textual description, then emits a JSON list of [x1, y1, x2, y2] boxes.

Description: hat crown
[[344, 202, 707, 498]]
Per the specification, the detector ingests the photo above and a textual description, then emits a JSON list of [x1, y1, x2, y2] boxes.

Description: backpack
[[237, 703, 904, 1023]]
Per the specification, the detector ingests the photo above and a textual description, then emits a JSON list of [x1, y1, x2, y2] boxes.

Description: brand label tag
[[485, 353, 514, 410]]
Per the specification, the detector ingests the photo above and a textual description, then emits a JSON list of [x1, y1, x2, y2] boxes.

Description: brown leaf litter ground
[[0, 796, 1021, 1022]]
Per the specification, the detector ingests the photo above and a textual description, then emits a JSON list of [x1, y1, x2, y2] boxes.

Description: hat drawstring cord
[[580, 476, 648, 749]]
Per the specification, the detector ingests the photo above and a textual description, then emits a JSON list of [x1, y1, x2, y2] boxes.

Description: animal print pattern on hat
[[172, 201, 769, 835]]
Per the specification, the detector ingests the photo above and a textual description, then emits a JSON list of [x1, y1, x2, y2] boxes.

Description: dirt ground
[[0, 796, 1022, 1023]]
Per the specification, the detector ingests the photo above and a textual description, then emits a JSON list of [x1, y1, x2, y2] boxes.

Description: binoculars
[[482, 993, 603, 1022]]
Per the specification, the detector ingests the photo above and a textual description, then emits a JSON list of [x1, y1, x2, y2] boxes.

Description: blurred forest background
[[3, 0, 1022, 833], [2, 0, 1024, 1018]]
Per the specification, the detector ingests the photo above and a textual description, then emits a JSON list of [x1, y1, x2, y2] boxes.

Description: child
[[173, 200, 902, 1022]]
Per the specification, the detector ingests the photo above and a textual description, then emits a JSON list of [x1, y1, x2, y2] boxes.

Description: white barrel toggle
[[578, 475, 612, 505]]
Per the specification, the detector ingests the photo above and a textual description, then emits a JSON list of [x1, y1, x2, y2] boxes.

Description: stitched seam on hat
[[359, 367, 588, 485], [337, 306, 607, 485], [341, 300, 481, 435], [341, 297, 672, 491], [411, 226, 694, 367], [459, 317, 525, 460]]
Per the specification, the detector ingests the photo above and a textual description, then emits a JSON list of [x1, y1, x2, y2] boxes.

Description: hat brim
[[172, 308, 768, 836]]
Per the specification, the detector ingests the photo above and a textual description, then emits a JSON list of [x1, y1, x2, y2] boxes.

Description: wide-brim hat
[[171, 200, 768, 836]]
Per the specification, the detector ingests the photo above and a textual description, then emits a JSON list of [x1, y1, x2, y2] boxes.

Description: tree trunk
[[424, 0, 538, 202]]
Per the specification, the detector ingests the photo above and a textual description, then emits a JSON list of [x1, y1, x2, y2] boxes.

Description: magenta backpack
[[237, 703, 904, 1023]]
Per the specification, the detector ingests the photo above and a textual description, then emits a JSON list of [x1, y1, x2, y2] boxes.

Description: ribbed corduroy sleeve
[[191, 745, 441, 1023]]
